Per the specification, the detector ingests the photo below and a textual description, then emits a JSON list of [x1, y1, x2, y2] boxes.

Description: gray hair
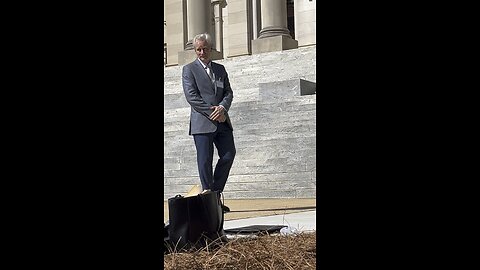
[[193, 33, 213, 48]]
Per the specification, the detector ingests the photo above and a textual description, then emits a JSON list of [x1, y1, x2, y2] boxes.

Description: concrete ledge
[[164, 198, 316, 222], [224, 210, 316, 232], [252, 35, 298, 55], [259, 78, 316, 100]]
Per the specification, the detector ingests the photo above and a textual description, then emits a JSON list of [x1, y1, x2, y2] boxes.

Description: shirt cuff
[[219, 105, 226, 111]]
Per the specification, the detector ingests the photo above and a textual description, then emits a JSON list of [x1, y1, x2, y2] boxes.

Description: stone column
[[226, 0, 252, 57], [164, 0, 185, 66], [212, 0, 225, 56], [178, 0, 222, 65], [252, 0, 298, 54], [294, 0, 316, 47], [252, 0, 260, 40], [184, 0, 210, 50]]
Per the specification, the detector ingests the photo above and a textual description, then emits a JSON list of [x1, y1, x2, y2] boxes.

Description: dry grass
[[164, 232, 316, 270]]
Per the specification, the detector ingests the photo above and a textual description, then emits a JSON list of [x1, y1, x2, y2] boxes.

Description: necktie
[[206, 65, 214, 83]]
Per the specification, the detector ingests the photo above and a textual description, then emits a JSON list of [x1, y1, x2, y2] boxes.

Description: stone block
[[259, 78, 316, 100], [251, 35, 298, 55]]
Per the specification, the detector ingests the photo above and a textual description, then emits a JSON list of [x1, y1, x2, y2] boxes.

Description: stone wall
[[164, 0, 316, 66], [164, 45, 316, 200]]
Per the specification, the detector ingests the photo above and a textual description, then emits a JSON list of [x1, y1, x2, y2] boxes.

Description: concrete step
[[163, 46, 316, 200], [163, 198, 316, 223], [164, 46, 316, 95]]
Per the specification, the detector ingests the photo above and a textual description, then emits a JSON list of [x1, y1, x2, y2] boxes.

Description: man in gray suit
[[182, 33, 236, 212]]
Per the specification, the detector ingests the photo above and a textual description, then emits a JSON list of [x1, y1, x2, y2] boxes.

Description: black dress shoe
[[221, 204, 230, 213]]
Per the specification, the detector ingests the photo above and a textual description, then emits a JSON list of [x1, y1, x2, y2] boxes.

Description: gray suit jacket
[[182, 59, 234, 135]]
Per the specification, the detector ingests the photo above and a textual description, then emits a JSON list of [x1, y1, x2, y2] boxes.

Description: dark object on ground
[[224, 224, 287, 235], [166, 191, 225, 252]]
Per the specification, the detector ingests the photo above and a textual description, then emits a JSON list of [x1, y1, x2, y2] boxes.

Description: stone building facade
[[164, 0, 316, 66], [163, 0, 316, 199]]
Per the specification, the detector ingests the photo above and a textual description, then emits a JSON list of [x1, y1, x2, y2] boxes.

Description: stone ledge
[[259, 78, 316, 100], [251, 35, 298, 55]]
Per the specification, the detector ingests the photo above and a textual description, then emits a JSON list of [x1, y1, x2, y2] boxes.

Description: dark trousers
[[193, 123, 236, 192]]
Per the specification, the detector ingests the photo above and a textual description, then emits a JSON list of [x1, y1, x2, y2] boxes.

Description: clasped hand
[[209, 106, 226, 122]]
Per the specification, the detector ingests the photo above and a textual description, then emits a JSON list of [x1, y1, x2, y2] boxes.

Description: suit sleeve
[[218, 69, 233, 112], [182, 65, 213, 117]]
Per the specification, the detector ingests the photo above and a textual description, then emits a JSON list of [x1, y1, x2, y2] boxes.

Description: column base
[[251, 35, 298, 55], [178, 49, 223, 65]]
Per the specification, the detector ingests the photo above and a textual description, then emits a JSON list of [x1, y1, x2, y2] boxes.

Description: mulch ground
[[164, 232, 316, 270]]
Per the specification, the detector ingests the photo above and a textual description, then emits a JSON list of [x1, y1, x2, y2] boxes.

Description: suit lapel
[[194, 60, 210, 82], [194, 60, 215, 92], [211, 62, 217, 95]]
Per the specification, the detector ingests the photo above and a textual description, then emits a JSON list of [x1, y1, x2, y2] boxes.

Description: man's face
[[194, 40, 211, 63]]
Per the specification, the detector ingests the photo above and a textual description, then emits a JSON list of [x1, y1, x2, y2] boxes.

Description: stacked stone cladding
[[164, 45, 316, 199]]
